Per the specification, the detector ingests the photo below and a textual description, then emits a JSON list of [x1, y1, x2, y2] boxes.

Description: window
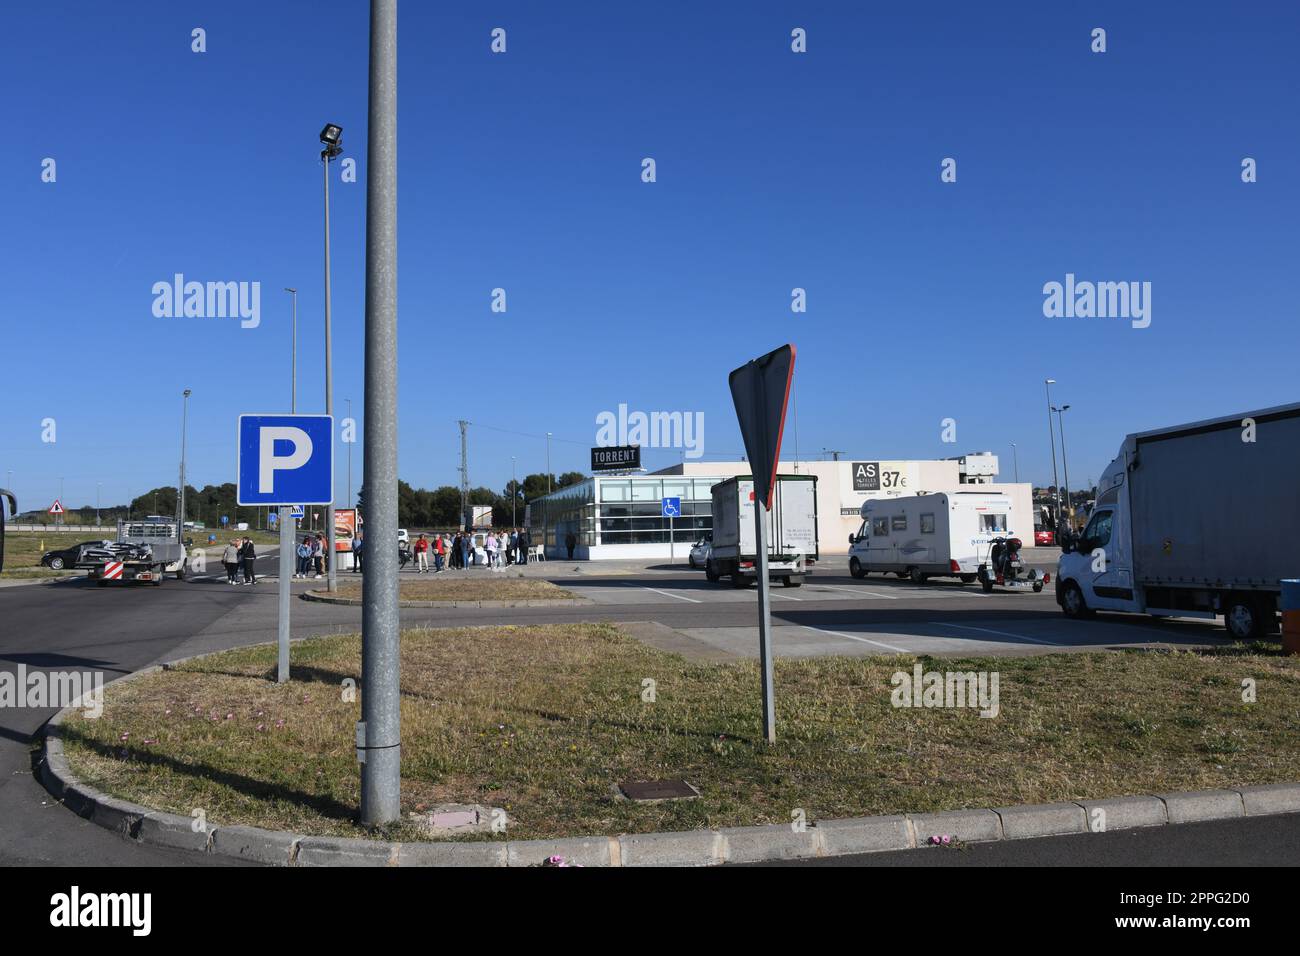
[[920, 513, 935, 534], [872, 517, 889, 536], [856, 520, 868, 539], [1083, 510, 1113, 549], [979, 513, 1008, 533], [891, 515, 907, 531]]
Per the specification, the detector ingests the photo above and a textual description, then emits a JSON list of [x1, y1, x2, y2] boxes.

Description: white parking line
[[641, 586, 702, 604], [801, 625, 910, 653], [810, 583, 899, 600], [928, 622, 1065, 646], [769, 591, 802, 601]]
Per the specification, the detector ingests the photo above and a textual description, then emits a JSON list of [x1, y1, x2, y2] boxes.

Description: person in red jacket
[[414, 533, 429, 573], [433, 533, 445, 572]]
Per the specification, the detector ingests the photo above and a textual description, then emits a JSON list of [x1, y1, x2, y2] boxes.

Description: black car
[[40, 540, 111, 571]]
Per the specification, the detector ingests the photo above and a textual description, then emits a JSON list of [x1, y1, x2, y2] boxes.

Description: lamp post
[[1044, 379, 1061, 529], [346, 397, 353, 509], [1053, 404, 1072, 529], [321, 122, 344, 593], [96, 482, 101, 526], [285, 288, 297, 412], [546, 432, 552, 493], [179, 388, 191, 543], [511, 456, 517, 526], [1010, 442, 1019, 484]]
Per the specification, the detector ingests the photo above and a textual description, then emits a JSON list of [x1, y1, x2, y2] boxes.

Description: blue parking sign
[[661, 497, 681, 518], [237, 414, 334, 506]]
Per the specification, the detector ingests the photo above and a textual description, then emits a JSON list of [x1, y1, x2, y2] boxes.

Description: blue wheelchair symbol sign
[[237, 414, 334, 506], [661, 497, 681, 519]]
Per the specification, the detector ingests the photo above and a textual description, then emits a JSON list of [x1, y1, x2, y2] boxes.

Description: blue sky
[[2, 1, 1297, 511]]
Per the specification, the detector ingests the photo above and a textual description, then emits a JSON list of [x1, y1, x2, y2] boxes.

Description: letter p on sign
[[237, 414, 334, 506]]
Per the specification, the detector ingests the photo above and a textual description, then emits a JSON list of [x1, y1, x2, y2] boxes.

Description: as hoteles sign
[[591, 444, 641, 471]]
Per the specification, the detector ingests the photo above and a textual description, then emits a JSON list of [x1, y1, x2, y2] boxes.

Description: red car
[[1034, 528, 1055, 547]]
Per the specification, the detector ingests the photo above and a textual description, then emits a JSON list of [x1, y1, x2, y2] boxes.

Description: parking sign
[[237, 414, 334, 506]]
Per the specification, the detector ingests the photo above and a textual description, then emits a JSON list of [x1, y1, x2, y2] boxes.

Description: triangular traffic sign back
[[728, 344, 796, 511], [48, 499, 65, 515]]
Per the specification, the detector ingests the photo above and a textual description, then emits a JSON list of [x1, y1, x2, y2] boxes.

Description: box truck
[[847, 491, 1040, 587], [1056, 403, 1300, 639], [706, 475, 817, 588]]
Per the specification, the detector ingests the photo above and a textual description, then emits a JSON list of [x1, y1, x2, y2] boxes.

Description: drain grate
[[619, 779, 700, 802]]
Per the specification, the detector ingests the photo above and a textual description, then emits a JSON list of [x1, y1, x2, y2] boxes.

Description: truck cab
[[1056, 455, 1137, 615]]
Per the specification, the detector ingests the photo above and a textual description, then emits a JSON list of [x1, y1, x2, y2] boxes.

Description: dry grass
[[61, 624, 1300, 842], [326, 577, 576, 602]]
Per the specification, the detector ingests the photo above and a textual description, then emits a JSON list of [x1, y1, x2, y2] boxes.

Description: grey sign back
[[728, 344, 796, 510]]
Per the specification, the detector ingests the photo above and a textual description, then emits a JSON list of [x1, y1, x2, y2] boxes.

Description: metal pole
[[546, 432, 552, 493], [511, 457, 517, 527], [286, 288, 297, 413], [1044, 379, 1060, 529], [323, 141, 338, 593], [754, 495, 775, 743], [277, 504, 292, 682], [1011, 442, 1019, 483], [346, 397, 353, 509], [1057, 406, 1072, 529], [179, 389, 190, 543], [359, 0, 400, 826]]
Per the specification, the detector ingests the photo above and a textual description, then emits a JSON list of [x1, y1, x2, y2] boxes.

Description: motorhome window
[[920, 513, 935, 534], [856, 520, 868, 539], [872, 517, 889, 536], [1084, 510, 1113, 548], [891, 515, 907, 531], [978, 513, 1008, 533]]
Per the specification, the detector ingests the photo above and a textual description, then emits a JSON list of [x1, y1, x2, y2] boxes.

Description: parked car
[[688, 535, 712, 569], [397, 528, 409, 545], [40, 540, 111, 571], [1034, 527, 1055, 547]]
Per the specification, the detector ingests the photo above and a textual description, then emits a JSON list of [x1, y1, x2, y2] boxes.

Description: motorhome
[[847, 492, 1019, 584], [1056, 403, 1300, 639]]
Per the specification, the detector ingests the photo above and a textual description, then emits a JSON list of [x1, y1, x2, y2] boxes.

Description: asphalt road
[[2, 553, 1286, 867]]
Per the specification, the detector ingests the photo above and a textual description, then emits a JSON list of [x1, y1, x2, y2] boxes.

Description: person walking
[[222, 539, 240, 585], [565, 530, 577, 561], [485, 531, 498, 570], [414, 533, 429, 573], [310, 534, 323, 579], [240, 536, 257, 585], [460, 532, 471, 570], [351, 530, 363, 574], [433, 532, 445, 572], [507, 528, 518, 566], [295, 535, 312, 578]]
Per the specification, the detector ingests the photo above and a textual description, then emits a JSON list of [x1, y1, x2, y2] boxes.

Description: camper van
[[847, 492, 1016, 584]]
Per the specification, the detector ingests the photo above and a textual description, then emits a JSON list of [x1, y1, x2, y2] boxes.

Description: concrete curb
[[301, 590, 592, 609], [35, 651, 1300, 867]]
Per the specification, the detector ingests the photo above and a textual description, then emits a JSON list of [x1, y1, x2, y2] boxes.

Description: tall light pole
[[511, 456, 517, 526], [179, 388, 191, 543], [1010, 442, 1019, 484], [546, 432, 552, 493], [96, 482, 101, 525], [358, 0, 399, 826], [321, 122, 344, 593], [1053, 404, 1072, 529], [285, 288, 297, 412], [346, 397, 353, 509], [1044, 379, 1061, 529]]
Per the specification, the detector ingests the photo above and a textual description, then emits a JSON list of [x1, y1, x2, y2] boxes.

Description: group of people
[[220, 537, 258, 585], [293, 533, 331, 579], [407, 528, 531, 574]]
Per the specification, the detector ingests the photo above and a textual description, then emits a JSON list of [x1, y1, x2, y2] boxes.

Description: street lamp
[[179, 388, 191, 543], [285, 288, 297, 412], [511, 456, 517, 526], [546, 432, 552, 494], [96, 482, 101, 526], [1010, 442, 1019, 484], [346, 397, 353, 510], [1044, 379, 1061, 529], [320, 122, 343, 592], [1053, 404, 1072, 529]]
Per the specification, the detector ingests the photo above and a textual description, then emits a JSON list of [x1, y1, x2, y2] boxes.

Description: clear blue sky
[[2, 1, 1297, 511]]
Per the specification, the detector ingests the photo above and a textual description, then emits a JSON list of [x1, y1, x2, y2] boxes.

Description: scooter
[[976, 536, 1046, 593]]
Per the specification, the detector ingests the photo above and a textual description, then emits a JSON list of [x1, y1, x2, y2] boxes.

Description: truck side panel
[[1131, 409, 1300, 589]]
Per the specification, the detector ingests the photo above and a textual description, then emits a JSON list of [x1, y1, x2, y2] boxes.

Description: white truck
[[706, 475, 818, 588], [847, 491, 1034, 586], [76, 517, 187, 585], [1056, 403, 1300, 639]]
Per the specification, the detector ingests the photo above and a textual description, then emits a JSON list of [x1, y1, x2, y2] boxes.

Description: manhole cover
[[619, 779, 700, 802]]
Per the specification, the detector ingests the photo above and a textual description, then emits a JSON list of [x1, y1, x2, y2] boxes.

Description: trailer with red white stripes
[[75, 533, 184, 587]]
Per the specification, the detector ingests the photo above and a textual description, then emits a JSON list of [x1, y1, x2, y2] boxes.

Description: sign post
[[237, 413, 334, 683], [662, 496, 681, 565], [728, 344, 796, 744]]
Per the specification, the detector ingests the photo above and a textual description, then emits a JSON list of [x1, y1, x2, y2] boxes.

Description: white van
[[847, 492, 1014, 584]]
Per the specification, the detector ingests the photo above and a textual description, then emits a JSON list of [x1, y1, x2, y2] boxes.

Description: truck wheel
[[1033, 583, 1043, 593], [894, 571, 907, 579], [1224, 598, 1262, 640], [96, 578, 108, 587], [176, 564, 186, 580], [705, 560, 720, 583], [1060, 581, 1093, 618], [783, 576, 803, 588], [908, 568, 926, 585], [849, 558, 865, 579], [960, 574, 976, 584], [731, 572, 751, 589]]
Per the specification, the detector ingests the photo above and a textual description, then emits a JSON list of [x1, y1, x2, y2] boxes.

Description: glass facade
[[529, 475, 718, 552]]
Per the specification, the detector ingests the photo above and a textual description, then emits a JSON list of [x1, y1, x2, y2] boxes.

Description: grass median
[[59, 624, 1300, 842], [321, 577, 577, 603]]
